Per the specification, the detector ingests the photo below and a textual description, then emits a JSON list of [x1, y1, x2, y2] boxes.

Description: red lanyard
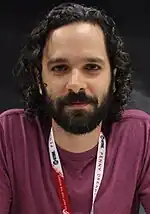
[[48, 128, 106, 214]]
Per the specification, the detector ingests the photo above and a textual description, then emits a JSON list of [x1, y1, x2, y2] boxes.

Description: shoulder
[[111, 109, 150, 152], [115, 109, 150, 130], [0, 109, 43, 153], [0, 109, 26, 127], [0, 109, 39, 132], [111, 109, 150, 163], [0, 108, 25, 119], [110, 109, 150, 148], [122, 109, 150, 121]]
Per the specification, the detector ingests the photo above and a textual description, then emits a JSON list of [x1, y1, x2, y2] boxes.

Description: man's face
[[42, 22, 112, 134]]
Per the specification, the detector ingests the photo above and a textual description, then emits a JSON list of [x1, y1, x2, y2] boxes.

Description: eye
[[84, 64, 102, 71], [51, 64, 69, 73]]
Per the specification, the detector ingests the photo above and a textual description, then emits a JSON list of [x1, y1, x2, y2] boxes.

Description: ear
[[113, 68, 117, 93], [39, 82, 48, 95], [113, 68, 117, 76], [39, 85, 43, 95], [35, 68, 43, 95]]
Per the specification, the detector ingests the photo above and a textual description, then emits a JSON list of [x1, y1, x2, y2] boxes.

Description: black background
[[0, 0, 150, 114]]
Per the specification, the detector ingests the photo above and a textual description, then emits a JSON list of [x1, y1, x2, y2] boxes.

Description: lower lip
[[67, 103, 88, 108]]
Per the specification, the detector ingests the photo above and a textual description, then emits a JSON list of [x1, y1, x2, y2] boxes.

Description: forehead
[[44, 22, 108, 60]]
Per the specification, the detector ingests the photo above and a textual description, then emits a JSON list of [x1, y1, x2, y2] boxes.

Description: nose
[[66, 69, 87, 93]]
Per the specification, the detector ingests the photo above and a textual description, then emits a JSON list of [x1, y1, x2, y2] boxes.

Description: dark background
[[0, 1, 149, 212], [0, 0, 150, 113]]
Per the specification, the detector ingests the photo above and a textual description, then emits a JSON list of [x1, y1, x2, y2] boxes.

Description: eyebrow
[[47, 57, 105, 66], [48, 58, 69, 65], [84, 57, 105, 65]]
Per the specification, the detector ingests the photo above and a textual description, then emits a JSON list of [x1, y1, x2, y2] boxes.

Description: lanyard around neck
[[48, 128, 106, 214]]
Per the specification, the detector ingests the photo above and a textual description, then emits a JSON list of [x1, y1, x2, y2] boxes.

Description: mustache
[[59, 90, 98, 105]]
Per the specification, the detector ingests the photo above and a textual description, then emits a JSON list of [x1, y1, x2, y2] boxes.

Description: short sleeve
[[0, 123, 12, 213]]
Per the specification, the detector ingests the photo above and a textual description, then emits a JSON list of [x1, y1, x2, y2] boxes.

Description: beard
[[45, 87, 112, 135]]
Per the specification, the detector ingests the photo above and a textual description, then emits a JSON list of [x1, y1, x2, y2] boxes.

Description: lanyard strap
[[48, 128, 106, 214]]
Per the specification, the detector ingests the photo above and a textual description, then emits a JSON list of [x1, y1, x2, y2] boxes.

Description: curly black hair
[[13, 2, 133, 124]]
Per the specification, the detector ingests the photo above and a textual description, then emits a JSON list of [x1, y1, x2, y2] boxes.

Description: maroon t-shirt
[[0, 109, 150, 214]]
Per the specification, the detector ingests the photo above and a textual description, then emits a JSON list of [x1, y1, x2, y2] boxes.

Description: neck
[[52, 120, 101, 153]]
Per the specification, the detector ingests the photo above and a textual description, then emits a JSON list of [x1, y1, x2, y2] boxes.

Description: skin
[[42, 22, 111, 153]]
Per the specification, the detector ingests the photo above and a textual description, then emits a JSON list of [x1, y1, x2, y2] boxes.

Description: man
[[0, 2, 150, 214]]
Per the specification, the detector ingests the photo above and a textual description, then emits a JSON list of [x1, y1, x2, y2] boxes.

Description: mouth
[[67, 101, 89, 108]]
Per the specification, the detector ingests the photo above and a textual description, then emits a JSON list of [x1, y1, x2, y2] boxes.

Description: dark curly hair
[[13, 2, 133, 125]]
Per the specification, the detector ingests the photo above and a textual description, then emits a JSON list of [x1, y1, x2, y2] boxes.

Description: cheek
[[89, 74, 111, 95], [42, 71, 59, 97], [45, 78, 68, 97], [44, 79, 65, 99]]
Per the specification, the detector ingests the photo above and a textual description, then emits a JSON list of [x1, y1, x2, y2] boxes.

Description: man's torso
[[0, 109, 149, 214]]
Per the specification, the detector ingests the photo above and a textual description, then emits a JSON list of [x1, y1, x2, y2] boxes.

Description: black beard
[[45, 89, 112, 135]]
